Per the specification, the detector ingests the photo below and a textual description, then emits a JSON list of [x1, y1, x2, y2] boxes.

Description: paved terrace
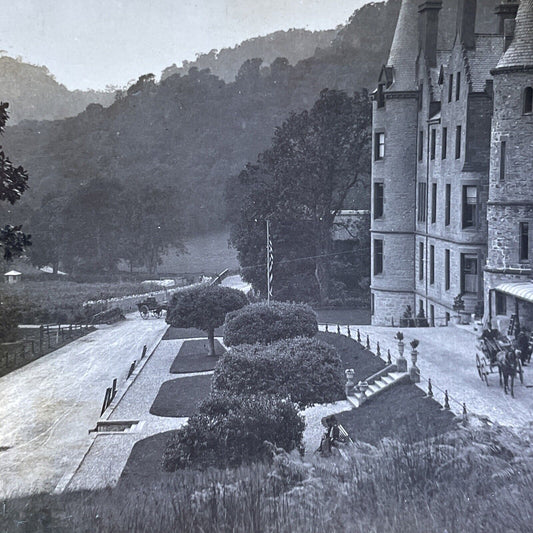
[[0, 314, 167, 498], [336, 324, 533, 428]]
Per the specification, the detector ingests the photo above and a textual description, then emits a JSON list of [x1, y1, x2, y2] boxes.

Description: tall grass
[[2, 424, 533, 532]]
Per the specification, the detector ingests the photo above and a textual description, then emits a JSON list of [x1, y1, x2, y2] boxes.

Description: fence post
[[444, 390, 450, 409], [347, 325, 351, 338], [112, 378, 117, 400], [47, 326, 51, 349], [39, 326, 43, 355], [141, 345, 147, 359], [357, 329, 361, 343], [101, 388, 111, 416], [366, 335, 370, 350], [337, 324, 341, 335], [325, 323, 329, 332], [376, 342, 381, 357], [462, 402, 468, 422], [427, 378, 433, 398], [387, 349, 392, 365]]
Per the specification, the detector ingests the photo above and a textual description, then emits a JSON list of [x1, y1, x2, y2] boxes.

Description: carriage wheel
[[476, 354, 484, 381], [139, 305, 150, 320], [154, 308, 163, 318], [517, 358, 524, 384]]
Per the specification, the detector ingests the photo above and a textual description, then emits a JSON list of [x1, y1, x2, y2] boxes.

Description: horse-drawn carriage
[[136, 297, 168, 319], [475, 330, 524, 396]]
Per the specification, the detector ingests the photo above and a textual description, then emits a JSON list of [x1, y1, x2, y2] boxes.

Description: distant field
[[148, 230, 239, 275]]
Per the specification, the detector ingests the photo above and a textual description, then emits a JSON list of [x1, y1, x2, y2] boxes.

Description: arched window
[[524, 87, 533, 114]]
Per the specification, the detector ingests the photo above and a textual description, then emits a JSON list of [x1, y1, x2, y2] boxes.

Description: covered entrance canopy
[[495, 282, 533, 303]]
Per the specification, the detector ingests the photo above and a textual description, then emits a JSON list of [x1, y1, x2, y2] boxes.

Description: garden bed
[[316, 331, 385, 380], [150, 375, 213, 417], [336, 381, 459, 445], [170, 339, 225, 373], [163, 325, 224, 340]]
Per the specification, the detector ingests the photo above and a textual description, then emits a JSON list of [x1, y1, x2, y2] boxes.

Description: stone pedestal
[[396, 341, 407, 372], [345, 368, 355, 396], [410, 349, 420, 383]]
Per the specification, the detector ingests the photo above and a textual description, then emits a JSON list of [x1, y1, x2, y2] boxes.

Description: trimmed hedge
[[162, 393, 304, 470], [223, 301, 318, 346], [213, 337, 345, 408]]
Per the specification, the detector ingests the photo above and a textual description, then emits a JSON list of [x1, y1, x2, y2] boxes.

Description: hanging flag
[[266, 220, 273, 303]]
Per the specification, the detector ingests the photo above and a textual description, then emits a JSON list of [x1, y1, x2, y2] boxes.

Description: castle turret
[[485, 0, 533, 328], [370, 0, 420, 325]]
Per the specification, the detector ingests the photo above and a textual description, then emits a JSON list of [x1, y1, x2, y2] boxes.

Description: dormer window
[[524, 87, 533, 114], [377, 84, 385, 108]]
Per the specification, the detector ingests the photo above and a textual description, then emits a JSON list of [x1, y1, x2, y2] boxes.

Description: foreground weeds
[[2, 424, 533, 533]]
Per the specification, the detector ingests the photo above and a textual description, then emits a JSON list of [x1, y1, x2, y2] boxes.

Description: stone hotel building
[[370, 0, 533, 332]]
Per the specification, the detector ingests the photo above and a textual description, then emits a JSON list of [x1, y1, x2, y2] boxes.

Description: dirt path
[[0, 314, 167, 498]]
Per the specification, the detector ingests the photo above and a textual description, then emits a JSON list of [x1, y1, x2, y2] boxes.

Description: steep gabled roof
[[497, 0, 533, 69], [387, 0, 420, 91]]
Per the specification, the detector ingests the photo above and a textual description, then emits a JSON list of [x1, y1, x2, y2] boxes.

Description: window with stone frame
[[461, 253, 478, 294], [455, 71, 461, 101], [445, 184, 451, 226], [496, 291, 507, 316], [430, 129, 436, 160], [462, 185, 478, 228], [418, 130, 424, 161], [455, 125, 462, 159], [442, 127, 447, 159], [373, 239, 384, 275], [445, 249, 450, 290], [524, 87, 533, 114], [431, 183, 437, 223], [519, 222, 529, 261], [448, 73, 453, 103], [417, 182, 427, 222], [429, 245, 435, 285], [374, 132, 385, 160], [499, 141, 506, 181], [373, 182, 384, 219], [419, 241, 424, 281]]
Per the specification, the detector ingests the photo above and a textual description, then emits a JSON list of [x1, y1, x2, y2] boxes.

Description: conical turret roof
[[387, 0, 420, 91], [497, 0, 533, 69]]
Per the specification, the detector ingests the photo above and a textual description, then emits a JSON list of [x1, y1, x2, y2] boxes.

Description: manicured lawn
[[150, 375, 213, 417], [336, 382, 459, 445], [170, 339, 225, 373], [163, 325, 224, 340], [117, 431, 175, 489], [314, 308, 370, 325], [316, 331, 385, 381]]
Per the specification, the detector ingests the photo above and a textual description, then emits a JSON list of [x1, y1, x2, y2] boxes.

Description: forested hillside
[[0, 56, 115, 124], [3, 0, 400, 240], [161, 28, 338, 82]]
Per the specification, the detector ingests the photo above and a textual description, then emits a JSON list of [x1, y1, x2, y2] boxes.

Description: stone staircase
[[346, 364, 409, 408]]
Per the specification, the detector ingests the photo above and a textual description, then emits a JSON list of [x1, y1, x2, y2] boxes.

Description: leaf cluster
[[162, 392, 304, 470], [223, 301, 317, 346], [212, 337, 345, 408]]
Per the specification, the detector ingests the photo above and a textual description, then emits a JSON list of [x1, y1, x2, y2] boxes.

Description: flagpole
[[266, 219, 271, 305]]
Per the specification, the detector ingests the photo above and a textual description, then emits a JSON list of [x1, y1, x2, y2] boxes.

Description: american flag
[[267, 220, 273, 302]]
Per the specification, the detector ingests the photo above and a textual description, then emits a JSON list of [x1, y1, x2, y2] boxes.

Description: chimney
[[418, 1, 442, 67], [494, 1, 519, 35], [456, 0, 477, 49]]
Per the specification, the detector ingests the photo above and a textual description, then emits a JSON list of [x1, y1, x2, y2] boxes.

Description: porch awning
[[495, 282, 533, 304]]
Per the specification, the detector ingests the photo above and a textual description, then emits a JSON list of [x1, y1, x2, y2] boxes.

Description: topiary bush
[[162, 393, 304, 470], [166, 284, 248, 355], [223, 301, 318, 346], [213, 337, 345, 408]]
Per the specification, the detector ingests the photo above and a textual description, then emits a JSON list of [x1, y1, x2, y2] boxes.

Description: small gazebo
[[4, 270, 22, 284]]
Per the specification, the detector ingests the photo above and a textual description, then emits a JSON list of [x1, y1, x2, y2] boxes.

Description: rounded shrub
[[213, 337, 345, 408], [162, 393, 304, 470], [223, 301, 318, 346]]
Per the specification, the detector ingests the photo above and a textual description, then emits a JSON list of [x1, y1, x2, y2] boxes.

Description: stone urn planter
[[357, 380, 369, 403], [409, 339, 420, 383], [395, 332, 407, 372], [345, 368, 355, 396]]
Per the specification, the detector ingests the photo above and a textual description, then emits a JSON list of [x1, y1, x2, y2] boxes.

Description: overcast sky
[[0, 0, 368, 91]]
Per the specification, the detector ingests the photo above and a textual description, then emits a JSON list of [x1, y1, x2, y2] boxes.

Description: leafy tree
[[0, 102, 30, 260], [60, 178, 125, 273], [121, 184, 184, 275], [166, 284, 248, 356], [227, 89, 371, 304]]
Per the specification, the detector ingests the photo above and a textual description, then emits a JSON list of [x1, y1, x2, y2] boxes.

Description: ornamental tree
[[166, 284, 248, 355]]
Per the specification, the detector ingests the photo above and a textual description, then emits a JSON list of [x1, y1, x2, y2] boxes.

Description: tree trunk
[[207, 328, 216, 357], [314, 220, 333, 306]]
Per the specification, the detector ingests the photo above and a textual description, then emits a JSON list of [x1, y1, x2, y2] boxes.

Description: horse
[[496, 348, 519, 397]]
